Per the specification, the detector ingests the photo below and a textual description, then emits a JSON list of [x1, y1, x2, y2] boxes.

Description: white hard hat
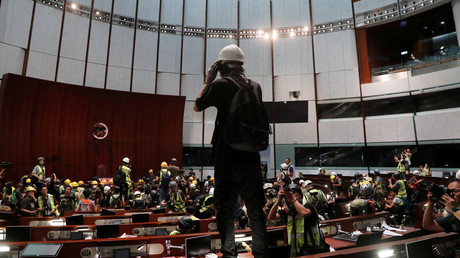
[[331, 172, 337, 176], [393, 197, 402, 205], [318, 167, 322, 171], [217, 44, 245, 63], [123, 157, 130, 163], [281, 163, 288, 170], [104, 186, 111, 194], [456, 170, 460, 180], [190, 184, 196, 189], [263, 183, 273, 190], [360, 182, 372, 196], [299, 180, 304, 186], [134, 191, 141, 196], [413, 171, 419, 176]]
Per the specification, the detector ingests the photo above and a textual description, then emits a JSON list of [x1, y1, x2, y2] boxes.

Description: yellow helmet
[[149, 169, 154, 173], [71, 182, 78, 188], [26, 178, 31, 184], [192, 180, 197, 185], [161, 162, 168, 168], [109, 179, 114, 185], [26, 186, 36, 192], [210, 177, 215, 181], [78, 181, 84, 186], [100, 180, 106, 185], [189, 177, 194, 181], [138, 179, 144, 183], [91, 180, 98, 185], [64, 179, 71, 185]]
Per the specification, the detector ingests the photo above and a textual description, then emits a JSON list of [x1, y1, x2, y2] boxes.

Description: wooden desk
[[311, 231, 458, 258], [325, 226, 421, 250]]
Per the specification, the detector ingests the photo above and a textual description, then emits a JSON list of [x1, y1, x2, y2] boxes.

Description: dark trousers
[[158, 187, 169, 204], [214, 155, 268, 258]]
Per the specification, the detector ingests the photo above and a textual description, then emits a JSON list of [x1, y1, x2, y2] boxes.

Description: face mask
[[92, 185, 97, 189]]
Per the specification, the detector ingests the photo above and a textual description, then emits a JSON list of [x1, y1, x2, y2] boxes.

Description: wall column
[[453, 0, 460, 46]]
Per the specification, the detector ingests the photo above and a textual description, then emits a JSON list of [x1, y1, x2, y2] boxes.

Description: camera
[[428, 183, 453, 203], [1, 161, 12, 168]]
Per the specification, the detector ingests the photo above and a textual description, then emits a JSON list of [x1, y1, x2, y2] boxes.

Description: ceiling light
[[440, 21, 445, 25], [303, 26, 309, 31], [289, 32, 295, 37], [71, 3, 77, 9]]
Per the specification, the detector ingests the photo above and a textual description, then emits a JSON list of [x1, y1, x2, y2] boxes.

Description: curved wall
[[0, 0, 459, 178]]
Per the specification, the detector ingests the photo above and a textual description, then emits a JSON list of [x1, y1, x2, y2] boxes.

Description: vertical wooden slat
[[82, 0, 95, 87], [22, 0, 37, 76]]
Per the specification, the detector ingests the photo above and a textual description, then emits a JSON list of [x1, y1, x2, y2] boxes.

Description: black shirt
[[195, 76, 262, 163]]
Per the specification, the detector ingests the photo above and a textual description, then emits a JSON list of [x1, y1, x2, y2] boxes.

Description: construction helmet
[[393, 197, 402, 205], [169, 181, 177, 188], [104, 186, 111, 194], [178, 216, 194, 231], [189, 177, 194, 181], [192, 180, 197, 185], [71, 182, 78, 188], [360, 182, 372, 196], [280, 163, 288, 170], [78, 181, 84, 186], [210, 177, 214, 182], [331, 172, 337, 176], [374, 169, 380, 174], [170, 158, 177, 164], [263, 183, 273, 190], [109, 179, 114, 185], [134, 191, 141, 196], [161, 162, 168, 168], [64, 179, 71, 185], [91, 180, 98, 185], [289, 184, 302, 194], [26, 178, 31, 184], [190, 184, 196, 189], [123, 157, 130, 164], [217, 44, 245, 63], [26, 186, 36, 192], [304, 180, 313, 187], [149, 169, 154, 173], [37, 157, 45, 161], [100, 180, 107, 185], [138, 179, 144, 184], [413, 171, 420, 176]]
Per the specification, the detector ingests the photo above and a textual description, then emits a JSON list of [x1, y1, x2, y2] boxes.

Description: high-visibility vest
[[397, 162, 406, 173], [286, 200, 321, 257], [421, 168, 430, 176], [38, 194, 55, 216], [396, 180, 407, 198], [171, 190, 185, 212], [34, 165, 45, 179], [121, 165, 132, 186]]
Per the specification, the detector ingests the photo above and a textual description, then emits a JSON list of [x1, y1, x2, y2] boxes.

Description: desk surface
[[325, 226, 420, 250]]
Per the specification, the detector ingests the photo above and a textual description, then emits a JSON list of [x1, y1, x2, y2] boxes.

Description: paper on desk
[[383, 230, 403, 237], [381, 221, 407, 232]]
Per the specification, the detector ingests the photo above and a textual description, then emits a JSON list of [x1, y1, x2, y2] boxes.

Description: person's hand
[[427, 192, 434, 203], [440, 193, 456, 211], [161, 200, 166, 207], [205, 62, 219, 83]]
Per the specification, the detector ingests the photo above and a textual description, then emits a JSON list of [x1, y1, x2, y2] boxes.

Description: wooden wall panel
[[0, 74, 185, 184]]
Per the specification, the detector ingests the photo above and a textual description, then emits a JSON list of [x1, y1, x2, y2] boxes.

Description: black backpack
[[223, 77, 271, 152], [113, 167, 126, 187], [159, 170, 171, 188]]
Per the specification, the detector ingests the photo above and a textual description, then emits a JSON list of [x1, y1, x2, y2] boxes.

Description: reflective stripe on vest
[[172, 191, 185, 212], [121, 165, 132, 185], [35, 165, 45, 179], [397, 162, 406, 173], [286, 200, 320, 257], [396, 179, 407, 198], [199, 195, 213, 213], [38, 194, 55, 216]]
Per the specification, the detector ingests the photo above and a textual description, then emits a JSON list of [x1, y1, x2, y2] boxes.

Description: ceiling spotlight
[[71, 3, 77, 9], [440, 21, 445, 25], [95, 11, 100, 15], [264, 33, 270, 39], [289, 32, 295, 37], [303, 26, 309, 31], [272, 32, 278, 39]]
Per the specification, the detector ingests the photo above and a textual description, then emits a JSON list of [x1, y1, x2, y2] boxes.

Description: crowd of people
[[0, 157, 217, 226]]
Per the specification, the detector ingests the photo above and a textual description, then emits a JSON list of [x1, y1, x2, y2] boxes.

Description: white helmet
[[318, 167, 322, 171], [122, 157, 130, 164], [134, 191, 141, 196], [331, 172, 337, 176], [360, 182, 372, 196], [281, 163, 288, 170], [393, 197, 402, 205], [413, 171, 419, 176], [456, 170, 460, 180], [190, 184, 196, 189], [304, 180, 313, 187], [299, 180, 304, 186], [217, 44, 245, 63], [263, 183, 273, 190], [103, 186, 111, 194]]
